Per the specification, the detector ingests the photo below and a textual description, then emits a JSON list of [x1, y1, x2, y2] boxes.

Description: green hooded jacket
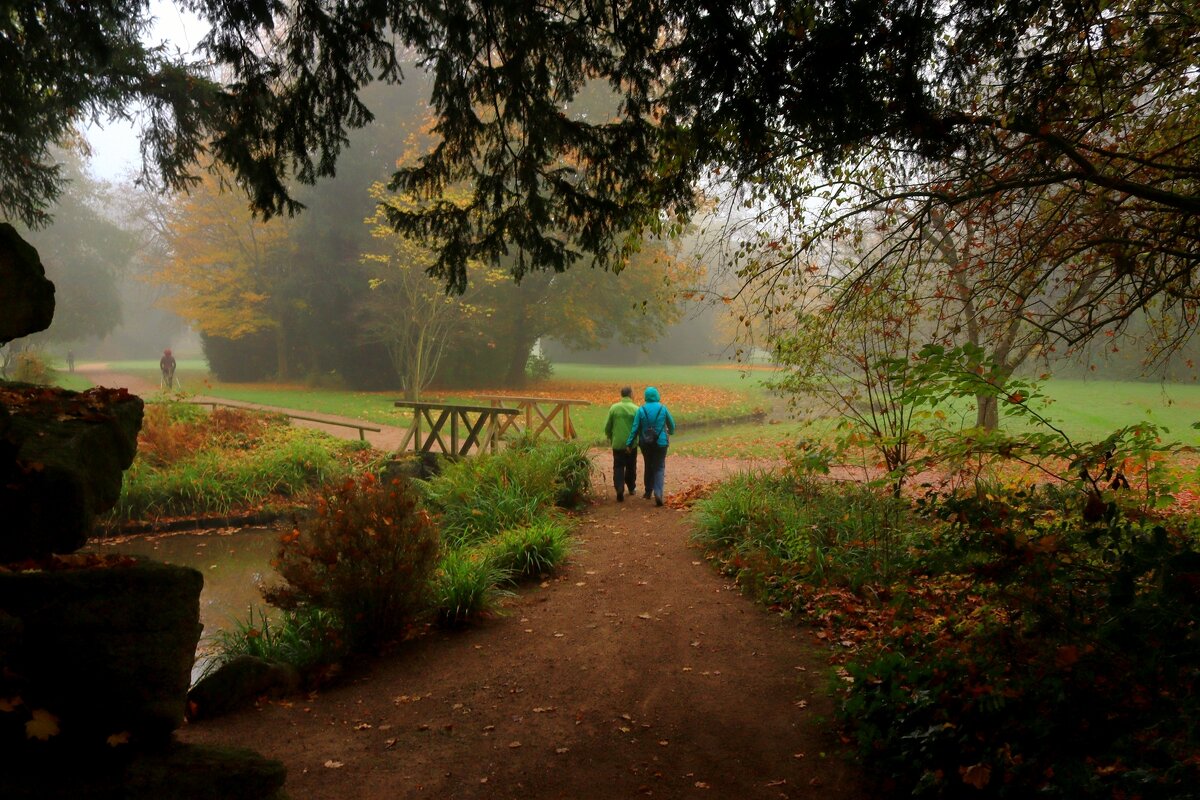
[[603, 396, 639, 450]]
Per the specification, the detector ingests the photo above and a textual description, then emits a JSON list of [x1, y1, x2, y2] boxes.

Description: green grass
[[51, 372, 94, 391], [550, 362, 778, 392], [91, 360, 770, 431], [97, 359, 1200, 450]]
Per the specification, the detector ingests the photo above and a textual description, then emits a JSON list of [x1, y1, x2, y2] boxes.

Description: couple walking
[[603, 386, 676, 507]]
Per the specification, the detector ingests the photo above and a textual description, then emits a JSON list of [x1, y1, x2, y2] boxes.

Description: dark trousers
[[612, 448, 638, 494], [641, 443, 667, 499]]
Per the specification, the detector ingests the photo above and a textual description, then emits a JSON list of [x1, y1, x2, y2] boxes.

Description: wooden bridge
[[475, 395, 591, 441], [392, 396, 592, 455], [393, 400, 519, 456]]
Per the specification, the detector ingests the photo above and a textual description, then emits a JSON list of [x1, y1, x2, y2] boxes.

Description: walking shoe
[[655, 494, 663, 507], [617, 490, 624, 502], [642, 491, 652, 499]]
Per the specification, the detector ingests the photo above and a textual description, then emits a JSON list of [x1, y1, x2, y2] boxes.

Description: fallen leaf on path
[[384, 739, 397, 750], [637, 613, 652, 620], [555, 747, 570, 754], [508, 741, 522, 749], [766, 779, 787, 787], [658, 740, 669, 746], [533, 707, 556, 713], [324, 760, 344, 769], [354, 722, 372, 730], [694, 781, 710, 789], [960, 764, 991, 789], [25, 709, 59, 741]]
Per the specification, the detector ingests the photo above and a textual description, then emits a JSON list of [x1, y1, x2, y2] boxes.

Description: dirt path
[[178, 458, 869, 800], [78, 366, 868, 796], [74, 364, 410, 451]]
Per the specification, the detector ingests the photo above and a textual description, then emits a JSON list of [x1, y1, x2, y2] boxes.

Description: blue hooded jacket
[[626, 386, 676, 448]]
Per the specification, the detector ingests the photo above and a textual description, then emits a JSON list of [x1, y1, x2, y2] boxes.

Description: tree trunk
[[504, 313, 536, 388], [275, 324, 289, 381], [976, 394, 999, 430]]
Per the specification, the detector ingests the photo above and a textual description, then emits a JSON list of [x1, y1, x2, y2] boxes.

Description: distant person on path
[[625, 386, 675, 507], [160, 348, 177, 389], [603, 386, 640, 502], [66, 350, 74, 373]]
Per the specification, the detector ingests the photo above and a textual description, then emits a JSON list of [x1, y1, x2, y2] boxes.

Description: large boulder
[[0, 383, 143, 560], [0, 559, 203, 749], [0, 223, 55, 344], [187, 655, 302, 721]]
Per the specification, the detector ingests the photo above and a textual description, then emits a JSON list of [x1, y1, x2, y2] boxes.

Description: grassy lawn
[[95, 360, 772, 438], [94, 359, 1200, 450]]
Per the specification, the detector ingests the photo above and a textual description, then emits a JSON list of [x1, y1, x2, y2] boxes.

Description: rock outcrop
[[0, 222, 55, 344], [0, 383, 144, 561]]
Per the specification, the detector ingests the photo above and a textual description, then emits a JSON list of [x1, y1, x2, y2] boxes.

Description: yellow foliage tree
[[361, 181, 502, 400], [153, 171, 297, 378]]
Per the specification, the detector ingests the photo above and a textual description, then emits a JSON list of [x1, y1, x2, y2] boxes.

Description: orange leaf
[[959, 763, 991, 789], [26, 709, 60, 741]]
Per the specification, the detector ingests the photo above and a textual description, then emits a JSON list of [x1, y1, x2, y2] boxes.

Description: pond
[[87, 526, 283, 680]]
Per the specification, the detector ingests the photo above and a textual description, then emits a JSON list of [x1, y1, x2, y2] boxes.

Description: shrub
[[486, 517, 572, 580], [838, 486, 1200, 798], [525, 353, 553, 381], [262, 474, 441, 652], [432, 549, 512, 626], [11, 350, 54, 384]]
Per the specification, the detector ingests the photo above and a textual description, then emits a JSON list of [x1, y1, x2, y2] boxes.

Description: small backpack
[[638, 406, 662, 447]]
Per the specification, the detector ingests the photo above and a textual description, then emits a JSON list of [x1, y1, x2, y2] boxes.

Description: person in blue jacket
[[625, 386, 676, 507]]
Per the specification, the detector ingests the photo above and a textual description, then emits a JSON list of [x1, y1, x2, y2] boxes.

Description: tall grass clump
[[262, 474, 441, 652], [204, 605, 345, 678], [692, 470, 917, 594], [486, 517, 572, 580], [432, 549, 513, 626], [111, 404, 373, 522], [420, 439, 590, 546]]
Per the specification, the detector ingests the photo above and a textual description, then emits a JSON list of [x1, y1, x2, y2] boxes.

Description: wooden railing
[[394, 400, 519, 455], [476, 395, 591, 441], [164, 399, 382, 440]]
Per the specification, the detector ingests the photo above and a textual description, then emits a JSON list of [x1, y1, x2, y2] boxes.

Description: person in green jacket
[[603, 386, 639, 501], [625, 386, 676, 507]]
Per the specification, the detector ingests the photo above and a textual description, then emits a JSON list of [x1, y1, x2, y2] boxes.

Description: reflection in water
[[88, 527, 283, 679]]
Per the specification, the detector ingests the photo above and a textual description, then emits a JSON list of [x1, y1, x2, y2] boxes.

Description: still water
[[88, 526, 283, 675]]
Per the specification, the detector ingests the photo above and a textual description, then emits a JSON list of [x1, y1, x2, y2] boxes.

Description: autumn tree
[[8, 0, 1198, 368], [360, 181, 501, 399], [154, 171, 297, 378], [16, 148, 132, 347]]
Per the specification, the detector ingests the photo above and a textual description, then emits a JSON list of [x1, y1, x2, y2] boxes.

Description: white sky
[[84, 2, 208, 183]]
